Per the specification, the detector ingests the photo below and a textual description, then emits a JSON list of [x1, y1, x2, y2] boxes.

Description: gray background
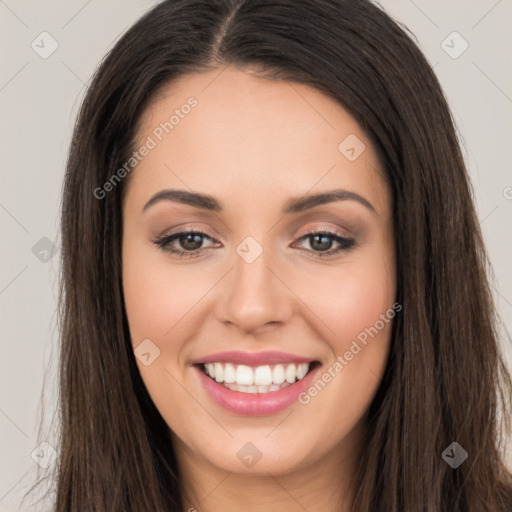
[[1, 1, 511, 510]]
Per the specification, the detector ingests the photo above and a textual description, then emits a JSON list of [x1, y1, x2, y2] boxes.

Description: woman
[[34, 0, 512, 510]]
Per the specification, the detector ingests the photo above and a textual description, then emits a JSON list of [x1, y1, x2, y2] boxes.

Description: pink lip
[[194, 363, 321, 416], [191, 350, 317, 366]]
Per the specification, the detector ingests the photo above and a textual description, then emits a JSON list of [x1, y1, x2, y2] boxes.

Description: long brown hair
[[27, 0, 512, 510]]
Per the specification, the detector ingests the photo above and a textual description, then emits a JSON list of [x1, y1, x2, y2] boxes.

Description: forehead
[[127, 68, 389, 216]]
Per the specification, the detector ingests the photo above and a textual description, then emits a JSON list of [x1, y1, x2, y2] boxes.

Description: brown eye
[[294, 231, 356, 258], [175, 233, 204, 251], [152, 230, 218, 258]]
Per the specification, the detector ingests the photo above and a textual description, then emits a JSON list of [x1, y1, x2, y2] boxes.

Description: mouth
[[196, 360, 321, 394], [191, 350, 323, 415]]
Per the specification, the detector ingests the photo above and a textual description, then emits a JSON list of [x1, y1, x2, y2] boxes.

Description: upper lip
[[191, 350, 318, 367]]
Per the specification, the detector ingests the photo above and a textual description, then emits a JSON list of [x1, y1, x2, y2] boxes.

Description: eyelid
[[156, 224, 220, 241], [295, 222, 353, 239], [157, 222, 353, 241]]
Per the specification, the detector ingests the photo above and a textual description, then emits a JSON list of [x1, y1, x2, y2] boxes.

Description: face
[[122, 68, 396, 478]]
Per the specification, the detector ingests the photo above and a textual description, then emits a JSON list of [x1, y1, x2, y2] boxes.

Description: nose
[[215, 242, 295, 335]]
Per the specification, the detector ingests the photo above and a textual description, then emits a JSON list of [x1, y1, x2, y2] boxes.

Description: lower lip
[[194, 364, 320, 416]]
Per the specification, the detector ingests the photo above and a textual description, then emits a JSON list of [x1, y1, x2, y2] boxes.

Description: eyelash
[[151, 228, 356, 259]]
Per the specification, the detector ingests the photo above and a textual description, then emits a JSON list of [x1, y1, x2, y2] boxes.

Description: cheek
[[292, 244, 395, 353], [292, 253, 395, 437], [122, 239, 202, 421], [122, 236, 218, 416], [330, 262, 395, 345], [122, 240, 204, 347], [287, 245, 395, 408]]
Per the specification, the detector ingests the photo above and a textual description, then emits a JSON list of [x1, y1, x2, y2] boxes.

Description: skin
[[122, 67, 396, 512]]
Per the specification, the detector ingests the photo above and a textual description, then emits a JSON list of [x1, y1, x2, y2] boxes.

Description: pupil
[[181, 233, 202, 250], [311, 234, 332, 251]]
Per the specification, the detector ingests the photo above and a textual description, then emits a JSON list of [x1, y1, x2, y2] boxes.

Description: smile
[[192, 352, 322, 416], [200, 362, 317, 393]]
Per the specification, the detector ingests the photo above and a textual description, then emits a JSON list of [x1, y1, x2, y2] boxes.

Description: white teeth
[[223, 363, 236, 383], [236, 365, 254, 385], [223, 381, 291, 393], [201, 361, 313, 390], [296, 363, 309, 380], [254, 365, 273, 386], [285, 364, 296, 383], [272, 364, 285, 384], [205, 363, 215, 379], [213, 362, 223, 382]]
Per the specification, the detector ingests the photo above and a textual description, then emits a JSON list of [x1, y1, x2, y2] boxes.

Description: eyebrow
[[142, 188, 377, 215]]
